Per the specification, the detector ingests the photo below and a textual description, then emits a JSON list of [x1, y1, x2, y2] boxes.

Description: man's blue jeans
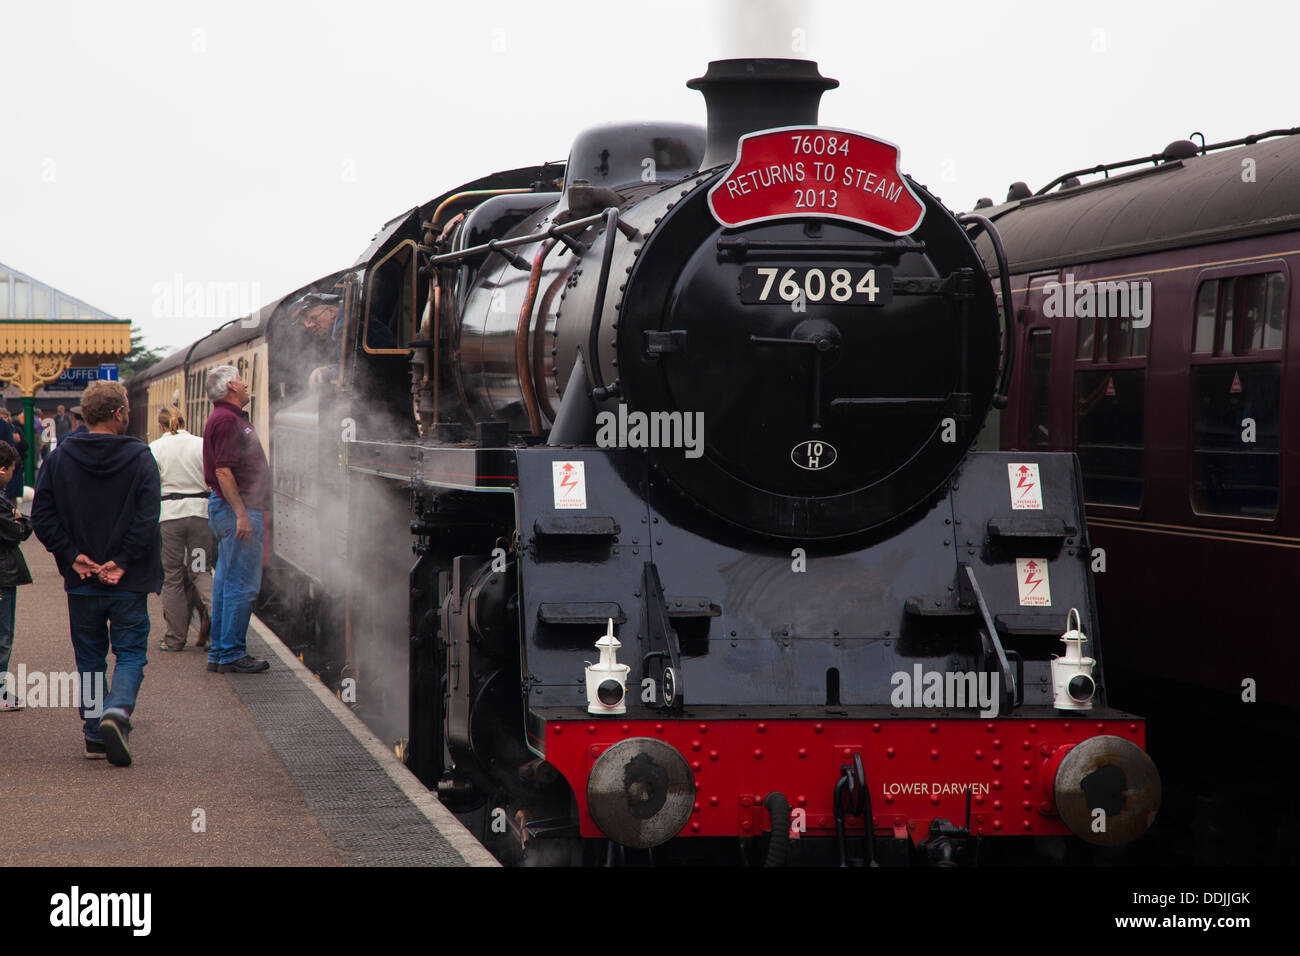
[[67, 592, 150, 742], [208, 495, 264, 665]]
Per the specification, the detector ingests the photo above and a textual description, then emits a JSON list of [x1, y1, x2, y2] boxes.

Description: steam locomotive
[[131, 58, 1159, 865]]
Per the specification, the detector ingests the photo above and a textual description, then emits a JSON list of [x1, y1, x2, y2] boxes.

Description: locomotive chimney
[[688, 58, 839, 170]]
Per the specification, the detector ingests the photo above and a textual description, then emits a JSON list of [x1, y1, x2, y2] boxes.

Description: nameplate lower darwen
[[707, 126, 926, 235]]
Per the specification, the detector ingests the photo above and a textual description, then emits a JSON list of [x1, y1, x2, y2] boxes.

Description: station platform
[[0, 536, 495, 867]]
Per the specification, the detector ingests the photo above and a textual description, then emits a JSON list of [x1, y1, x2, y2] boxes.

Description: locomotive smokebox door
[[606, 131, 1000, 539]]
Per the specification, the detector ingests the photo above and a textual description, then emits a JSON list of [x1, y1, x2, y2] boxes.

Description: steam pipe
[[533, 255, 578, 423], [958, 213, 1016, 410], [516, 239, 555, 435], [417, 214, 467, 431], [426, 188, 530, 236], [763, 792, 791, 867]]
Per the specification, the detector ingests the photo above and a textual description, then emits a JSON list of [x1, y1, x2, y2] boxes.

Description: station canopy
[[0, 261, 132, 398]]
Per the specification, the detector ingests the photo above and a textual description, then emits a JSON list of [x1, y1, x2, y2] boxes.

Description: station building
[[0, 262, 132, 484]]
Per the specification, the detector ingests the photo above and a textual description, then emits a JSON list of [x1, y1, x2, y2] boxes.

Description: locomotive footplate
[[534, 708, 1157, 849]]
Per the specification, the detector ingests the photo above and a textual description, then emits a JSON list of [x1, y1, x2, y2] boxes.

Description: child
[[0, 440, 33, 710]]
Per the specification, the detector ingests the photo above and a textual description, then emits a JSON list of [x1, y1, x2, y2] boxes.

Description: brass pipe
[[516, 239, 556, 435], [424, 214, 468, 430], [428, 188, 530, 236]]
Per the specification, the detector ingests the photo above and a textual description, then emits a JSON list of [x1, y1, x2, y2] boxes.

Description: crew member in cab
[[290, 290, 398, 386]]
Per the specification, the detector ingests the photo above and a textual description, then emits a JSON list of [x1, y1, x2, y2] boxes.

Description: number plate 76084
[[738, 266, 893, 306]]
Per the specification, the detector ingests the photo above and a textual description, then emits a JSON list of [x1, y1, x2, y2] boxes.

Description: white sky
[[2, 0, 1294, 356]]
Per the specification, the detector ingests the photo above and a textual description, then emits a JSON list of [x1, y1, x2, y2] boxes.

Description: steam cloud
[[713, 0, 814, 59]]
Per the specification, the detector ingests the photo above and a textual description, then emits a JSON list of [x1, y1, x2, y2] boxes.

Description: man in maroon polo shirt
[[201, 366, 271, 674]]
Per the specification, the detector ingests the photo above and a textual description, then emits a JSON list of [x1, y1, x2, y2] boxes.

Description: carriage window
[[247, 353, 258, 424], [1075, 313, 1094, 360], [1126, 315, 1148, 358], [1193, 281, 1217, 353], [1234, 274, 1269, 352], [1073, 280, 1150, 360], [1026, 329, 1051, 450], [1264, 273, 1285, 350], [1190, 363, 1280, 518], [1075, 368, 1144, 507], [1194, 273, 1285, 356], [1220, 283, 1235, 353], [188, 367, 207, 435]]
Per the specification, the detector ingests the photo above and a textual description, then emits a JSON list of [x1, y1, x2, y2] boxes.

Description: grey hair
[[205, 365, 239, 403]]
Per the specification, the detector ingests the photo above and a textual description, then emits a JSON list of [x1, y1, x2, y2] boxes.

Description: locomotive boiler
[[275, 58, 1163, 864]]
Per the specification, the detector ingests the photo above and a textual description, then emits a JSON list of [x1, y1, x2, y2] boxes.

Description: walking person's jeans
[[207, 495, 264, 665], [67, 592, 150, 741]]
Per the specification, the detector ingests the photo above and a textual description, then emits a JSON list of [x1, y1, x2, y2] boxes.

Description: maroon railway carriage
[[973, 130, 1300, 712]]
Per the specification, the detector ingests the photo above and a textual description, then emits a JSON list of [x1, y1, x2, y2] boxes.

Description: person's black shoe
[[84, 739, 107, 760], [206, 661, 219, 672], [98, 709, 132, 767], [219, 655, 270, 674]]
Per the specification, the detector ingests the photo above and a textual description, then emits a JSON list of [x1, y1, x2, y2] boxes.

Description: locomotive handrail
[[585, 207, 622, 394], [420, 210, 609, 269], [957, 213, 1016, 410], [717, 236, 926, 260]]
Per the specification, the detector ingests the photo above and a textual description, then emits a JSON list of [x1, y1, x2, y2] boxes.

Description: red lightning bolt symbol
[[1016, 468, 1035, 501], [1024, 566, 1043, 593], [559, 466, 578, 495]]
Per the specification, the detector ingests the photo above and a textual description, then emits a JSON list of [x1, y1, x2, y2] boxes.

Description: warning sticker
[[1015, 558, 1052, 607], [552, 461, 587, 509], [1007, 462, 1043, 510]]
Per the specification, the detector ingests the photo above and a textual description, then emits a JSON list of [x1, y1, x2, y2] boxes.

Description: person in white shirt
[[149, 406, 213, 652]]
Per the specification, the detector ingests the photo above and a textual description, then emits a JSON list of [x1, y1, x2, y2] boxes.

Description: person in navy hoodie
[[31, 381, 162, 766]]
